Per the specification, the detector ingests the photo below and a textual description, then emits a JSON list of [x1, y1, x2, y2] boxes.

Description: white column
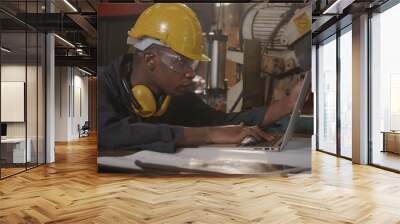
[[352, 14, 369, 164], [46, 1, 55, 163]]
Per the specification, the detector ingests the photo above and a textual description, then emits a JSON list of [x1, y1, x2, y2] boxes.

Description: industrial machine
[[241, 3, 311, 78], [194, 3, 312, 118], [231, 3, 312, 133]]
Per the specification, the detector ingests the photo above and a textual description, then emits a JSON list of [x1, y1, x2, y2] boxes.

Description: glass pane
[[340, 29, 352, 158], [371, 4, 400, 171], [312, 45, 317, 150], [27, 31, 38, 169], [318, 36, 337, 154], [38, 32, 45, 165], [1, 26, 28, 177]]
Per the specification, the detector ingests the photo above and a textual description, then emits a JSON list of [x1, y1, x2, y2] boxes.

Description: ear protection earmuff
[[121, 53, 171, 118], [130, 85, 171, 118]]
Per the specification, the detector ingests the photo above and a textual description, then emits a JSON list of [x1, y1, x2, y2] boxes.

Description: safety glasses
[[157, 48, 199, 74]]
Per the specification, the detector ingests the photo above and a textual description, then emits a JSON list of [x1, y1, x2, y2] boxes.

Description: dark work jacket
[[98, 55, 267, 153]]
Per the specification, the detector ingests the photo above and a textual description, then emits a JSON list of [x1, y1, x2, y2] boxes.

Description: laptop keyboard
[[240, 134, 283, 147]]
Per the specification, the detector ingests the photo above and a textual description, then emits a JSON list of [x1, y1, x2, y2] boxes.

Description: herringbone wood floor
[[1, 135, 400, 224]]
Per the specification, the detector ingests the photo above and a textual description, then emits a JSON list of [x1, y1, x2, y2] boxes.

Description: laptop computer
[[97, 72, 312, 174], [238, 71, 311, 151]]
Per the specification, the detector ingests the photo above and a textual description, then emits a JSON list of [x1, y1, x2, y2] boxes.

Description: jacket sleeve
[[168, 93, 267, 127], [97, 69, 184, 153]]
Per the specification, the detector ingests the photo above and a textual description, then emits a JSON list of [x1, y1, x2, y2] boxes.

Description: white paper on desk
[[98, 150, 193, 171], [97, 149, 306, 175]]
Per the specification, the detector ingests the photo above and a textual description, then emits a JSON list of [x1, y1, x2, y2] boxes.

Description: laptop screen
[[279, 71, 311, 150]]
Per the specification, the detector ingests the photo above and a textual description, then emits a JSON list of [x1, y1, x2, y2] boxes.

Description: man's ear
[[144, 52, 156, 71]]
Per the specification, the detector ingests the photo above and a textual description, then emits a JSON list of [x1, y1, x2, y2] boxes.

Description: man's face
[[153, 47, 198, 96]]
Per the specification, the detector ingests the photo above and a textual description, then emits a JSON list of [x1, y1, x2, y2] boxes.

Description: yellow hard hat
[[127, 3, 210, 62]]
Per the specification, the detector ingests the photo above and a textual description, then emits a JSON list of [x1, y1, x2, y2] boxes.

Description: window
[[317, 35, 337, 154], [370, 3, 400, 171], [339, 27, 352, 158]]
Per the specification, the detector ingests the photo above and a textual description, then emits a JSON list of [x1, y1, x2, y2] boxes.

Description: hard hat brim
[[178, 50, 211, 62], [185, 52, 210, 62], [199, 54, 211, 62]]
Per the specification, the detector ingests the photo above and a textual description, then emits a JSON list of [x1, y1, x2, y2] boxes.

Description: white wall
[[55, 67, 69, 141], [1, 65, 26, 138], [55, 67, 89, 141], [1, 65, 42, 137], [70, 72, 89, 139]]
